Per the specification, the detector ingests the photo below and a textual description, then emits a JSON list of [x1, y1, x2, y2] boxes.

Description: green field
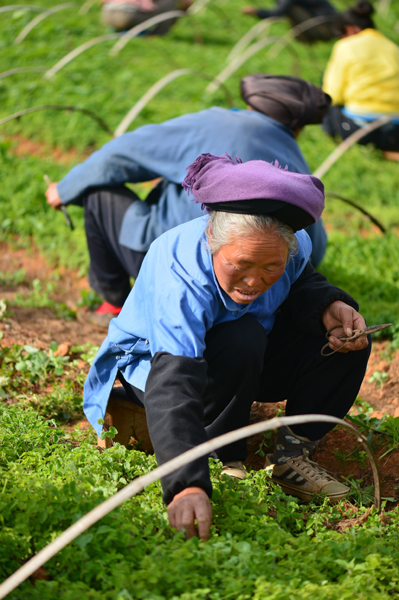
[[1, 0, 399, 598]]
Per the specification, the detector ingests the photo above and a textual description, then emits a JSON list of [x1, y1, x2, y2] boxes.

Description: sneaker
[[221, 461, 247, 480], [264, 453, 349, 502], [84, 302, 123, 329]]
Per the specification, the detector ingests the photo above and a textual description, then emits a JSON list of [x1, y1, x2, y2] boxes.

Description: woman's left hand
[[321, 301, 369, 354]]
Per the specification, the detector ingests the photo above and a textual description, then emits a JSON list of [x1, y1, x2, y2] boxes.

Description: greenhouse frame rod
[[0, 104, 113, 136], [326, 192, 387, 234], [109, 10, 185, 56], [13, 3, 75, 45], [114, 68, 234, 136], [313, 117, 390, 179]]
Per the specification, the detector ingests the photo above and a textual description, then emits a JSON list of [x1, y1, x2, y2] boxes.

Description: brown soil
[[0, 239, 105, 348], [6, 135, 90, 166], [1, 238, 399, 505]]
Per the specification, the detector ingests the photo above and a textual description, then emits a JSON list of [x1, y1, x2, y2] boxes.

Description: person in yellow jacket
[[322, 1, 399, 161]]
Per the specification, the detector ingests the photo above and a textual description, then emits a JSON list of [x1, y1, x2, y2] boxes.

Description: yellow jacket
[[323, 29, 399, 115]]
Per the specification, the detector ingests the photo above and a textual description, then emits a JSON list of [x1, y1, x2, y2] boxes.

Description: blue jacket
[[57, 108, 326, 264], [84, 216, 312, 435]]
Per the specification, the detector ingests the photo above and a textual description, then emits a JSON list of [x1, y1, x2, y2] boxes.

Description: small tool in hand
[[321, 323, 392, 356], [43, 174, 74, 231]]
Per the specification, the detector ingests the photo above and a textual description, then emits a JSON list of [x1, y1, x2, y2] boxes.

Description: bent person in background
[[322, 1, 399, 160], [242, 0, 337, 43], [83, 155, 371, 540], [101, 0, 183, 35], [45, 74, 331, 326]]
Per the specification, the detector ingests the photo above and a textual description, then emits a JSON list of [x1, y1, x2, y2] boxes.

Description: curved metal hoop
[[114, 68, 234, 136], [44, 33, 121, 79], [115, 68, 192, 136], [0, 5, 43, 13], [313, 117, 391, 179], [0, 66, 45, 80], [0, 414, 380, 599], [0, 104, 112, 136], [326, 192, 387, 234], [377, 0, 392, 15], [265, 15, 336, 60], [78, 0, 100, 14], [206, 35, 280, 94], [227, 17, 281, 63], [186, 0, 212, 16], [13, 2, 75, 45], [109, 10, 184, 56]]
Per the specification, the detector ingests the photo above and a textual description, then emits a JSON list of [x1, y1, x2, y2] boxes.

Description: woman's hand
[[242, 6, 257, 14], [45, 182, 62, 209], [167, 486, 212, 540], [322, 301, 369, 353]]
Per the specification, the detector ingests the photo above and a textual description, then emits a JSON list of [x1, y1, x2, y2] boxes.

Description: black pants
[[119, 313, 371, 462], [322, 106, 399, 152], [84, 187, 147, 306]]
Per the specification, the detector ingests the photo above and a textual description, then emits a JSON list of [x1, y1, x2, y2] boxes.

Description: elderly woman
[[84, 154, 370, 540]]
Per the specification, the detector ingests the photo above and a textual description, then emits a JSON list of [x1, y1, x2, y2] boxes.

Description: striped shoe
[[265, 453, 349, 502]]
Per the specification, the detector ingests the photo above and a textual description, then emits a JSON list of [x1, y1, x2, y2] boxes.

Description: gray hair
[[205, 211, 298, 257]]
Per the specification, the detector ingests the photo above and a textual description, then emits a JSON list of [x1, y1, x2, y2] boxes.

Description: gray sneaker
[[265, 453, 349, 502], [221, 461, 247, 480]]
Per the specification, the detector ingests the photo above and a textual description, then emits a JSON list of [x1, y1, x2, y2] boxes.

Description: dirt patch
[[0, 239, 105, 348], [5, 135, 90, 166], [359, 342, 399, 419]]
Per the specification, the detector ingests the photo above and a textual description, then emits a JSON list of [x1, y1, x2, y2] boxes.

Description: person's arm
[[280, 261, 359, 336], [131, 231, 217, 538], [145, 351, 212, 504]]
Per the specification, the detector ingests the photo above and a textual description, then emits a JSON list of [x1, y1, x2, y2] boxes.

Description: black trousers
[[322, 106, 399, 152], [119, 313, 371, 463], [84, 187, 147, 306]]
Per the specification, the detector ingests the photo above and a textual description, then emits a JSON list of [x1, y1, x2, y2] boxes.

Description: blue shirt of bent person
[[83, 216, 312, 435]]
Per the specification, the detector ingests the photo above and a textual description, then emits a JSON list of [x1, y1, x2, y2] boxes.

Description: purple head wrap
[[182, 153, 325, 231]]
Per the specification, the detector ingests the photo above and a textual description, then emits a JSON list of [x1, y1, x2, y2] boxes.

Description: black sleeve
[[279, 262, 359, 337], [144, 352, 212, 505]]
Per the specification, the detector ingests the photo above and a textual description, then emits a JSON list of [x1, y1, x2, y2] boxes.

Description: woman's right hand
[[167, 486, 212, 540], [242, 6, 257, 14], [45, 182, 62, 210]]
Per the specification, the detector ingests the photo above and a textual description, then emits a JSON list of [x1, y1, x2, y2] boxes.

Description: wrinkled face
[[212, 231, 288, 305]]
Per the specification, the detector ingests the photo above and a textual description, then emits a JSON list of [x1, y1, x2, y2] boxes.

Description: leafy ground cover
[[1, 0, 399, 597]]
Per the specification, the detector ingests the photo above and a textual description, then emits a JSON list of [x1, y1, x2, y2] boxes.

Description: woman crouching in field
[[83, 154, 370, 539]]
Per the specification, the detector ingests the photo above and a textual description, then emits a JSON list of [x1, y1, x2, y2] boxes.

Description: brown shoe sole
[[272, 478, 349, 503]]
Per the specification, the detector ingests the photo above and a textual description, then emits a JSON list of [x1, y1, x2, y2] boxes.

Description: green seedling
[[0, 268, 26, 286], [368, 369, 389, 387]]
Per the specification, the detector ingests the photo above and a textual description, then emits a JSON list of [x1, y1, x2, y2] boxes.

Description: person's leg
[[98, 373, 153, 451], [201, 315, 268, 463], [372, 122, 399, 158], [105, 316, 268, 466], [101, 3, 142, 30], [322, 106, 359, 141], [256, 312, 371, 440], [256, 313, 370, 500], [84, 186, 147, 307]]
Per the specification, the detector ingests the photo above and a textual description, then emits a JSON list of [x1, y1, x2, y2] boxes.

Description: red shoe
[[87, 302, 123, 329]]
